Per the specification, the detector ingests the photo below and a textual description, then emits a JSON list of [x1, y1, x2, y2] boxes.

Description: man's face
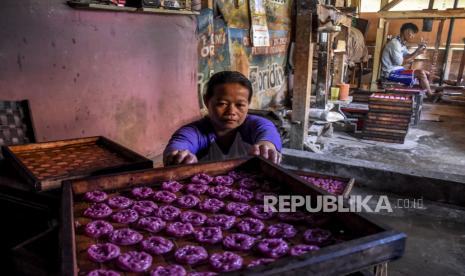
[[403, 29, 416, 43], [206, 83, 250, 134]]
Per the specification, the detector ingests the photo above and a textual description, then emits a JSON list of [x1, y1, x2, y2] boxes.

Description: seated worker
[[163, 71, 282, 166], [381, 23, 437, 98]]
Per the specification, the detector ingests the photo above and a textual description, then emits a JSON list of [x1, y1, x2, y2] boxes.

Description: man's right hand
[[163, 150, 198, 166]]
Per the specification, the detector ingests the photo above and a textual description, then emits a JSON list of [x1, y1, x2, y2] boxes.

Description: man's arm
[[243, 115, 283, 164], [163, 125, 203, 166], [402, 48, 424, 65]]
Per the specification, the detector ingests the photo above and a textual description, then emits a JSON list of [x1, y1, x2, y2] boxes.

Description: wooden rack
[[67, 1, 200, 15]]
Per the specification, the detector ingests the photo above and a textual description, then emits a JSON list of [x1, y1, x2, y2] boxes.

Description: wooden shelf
[[67, 1, 199, 15], [141, 7, 199, 15]]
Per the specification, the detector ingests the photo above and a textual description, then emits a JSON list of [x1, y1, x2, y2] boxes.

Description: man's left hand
[[249, 141, 281, 164]]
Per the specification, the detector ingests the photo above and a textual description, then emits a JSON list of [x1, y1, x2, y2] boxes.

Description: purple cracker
[[175, 245, 208, 265], [117, 251, 152, 272], [225, 202, 250, 216], [188, 272, 217, 276], [289, 244, 320, 256], [223, 233, 256, 251], [131, 187, 154, 199], [303, 228, 332, 246], [236, 217, 265, 235], [257, 238, 289, 258], [305, 213, 331, 227], [254, 192, 278, 203], [230, 189, 254, 203], [107, 196, 133, 209], [85, 220, 114, 238], [207, 185, 232, 199], [161, 180, 184, 193], [206, 214, 236, 230], [180, 211, 207, 226], [154, 205, 181, 221], [247, 258, 275, 268], [185, 184, 209, 195], [198, 198, 225, 213], [166, 222, 194, 238], [238, 178, 259, 190], [87, 243, 120, 263], [194, 226, 223, 244], [141, 236, 174, 255], [261, 180, 281, 192], [151, 265, 187, 276], [84, 203, 112, 219], [109, 228, 143, 246], [278, 211, 307, 223], [212, 175, 234, 186], [135, 216, 166, 233], [228, 171, 250, 180], [84, 190, 108, 203], [300, 176, 346, 195], [153, 191, 177, 204], [176, 194, 200, 209], [191, 173, 213, 185], [209, 251, 243, 272], [111, 209, 139, 224], [249, 205, 275, 220], [132, 200, 158, 216], [87, 269, 121, 276], [266, 223, 297, 239]]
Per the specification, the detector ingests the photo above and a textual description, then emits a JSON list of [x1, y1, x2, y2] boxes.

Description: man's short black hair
[[401, 23, 419, 34], [205, 71, 253, 103]]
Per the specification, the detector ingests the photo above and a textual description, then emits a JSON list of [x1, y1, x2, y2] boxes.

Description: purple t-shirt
[[164, 115, 282, 160]]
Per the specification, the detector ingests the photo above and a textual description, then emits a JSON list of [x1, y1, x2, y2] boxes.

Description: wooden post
[[440, 0, 459, 85], [370, 18, 386, 91], [444, 47, 454, 80], [370, 0, 389, 91], [456, 38, 465, 85], [315, 32, 330, 108], [289, 0, 314, 150], [430, 19, 445, 83]]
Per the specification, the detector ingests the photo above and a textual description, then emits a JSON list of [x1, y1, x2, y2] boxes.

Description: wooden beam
[[380, 0, 404, 12], [380, 9, 465, 19], [290, 0, 314, 150]]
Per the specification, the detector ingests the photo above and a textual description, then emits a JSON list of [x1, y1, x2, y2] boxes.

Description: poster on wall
[[197, 0, 291, 110], [249, 0, 270, 47]]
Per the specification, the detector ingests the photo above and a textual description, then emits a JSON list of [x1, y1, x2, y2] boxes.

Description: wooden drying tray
[[286, 169, 355, 198], [67, 1, 200, 15], [1, 136, 153, 191], [62, 157, 406, 276]]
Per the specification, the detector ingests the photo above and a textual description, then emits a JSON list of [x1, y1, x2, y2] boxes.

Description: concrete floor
[[354, 187, 465, 276], [285, 103, 465, 275], [320, 103, 465, 179]]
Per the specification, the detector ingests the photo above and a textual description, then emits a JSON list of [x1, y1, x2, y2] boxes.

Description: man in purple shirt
[[163, 71, 282, 166]]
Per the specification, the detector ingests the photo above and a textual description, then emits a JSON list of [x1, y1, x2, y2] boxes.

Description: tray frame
[[61, 157, 406, 276], [2, 136, 153, 191]]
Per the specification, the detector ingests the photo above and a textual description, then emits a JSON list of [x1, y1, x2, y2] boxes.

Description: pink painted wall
[[0, 0, 200, 160]]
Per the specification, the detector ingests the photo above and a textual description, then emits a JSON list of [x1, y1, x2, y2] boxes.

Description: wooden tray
[[2, 136, 153, 191], [61, 157, 406, 276], [286, 169, 355, 198]]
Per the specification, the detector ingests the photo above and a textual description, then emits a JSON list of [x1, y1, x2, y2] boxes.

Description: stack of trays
[[363, 93, 413, 144]]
